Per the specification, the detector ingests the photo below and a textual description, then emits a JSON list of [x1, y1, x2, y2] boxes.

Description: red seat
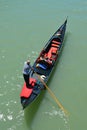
[[46, 47, 57, 59], [52, 40, 61, 44], [51, 44, 59, 48]]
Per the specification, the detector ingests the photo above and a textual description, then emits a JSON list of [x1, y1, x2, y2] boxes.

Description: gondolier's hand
[[31, 67, 35, 72]]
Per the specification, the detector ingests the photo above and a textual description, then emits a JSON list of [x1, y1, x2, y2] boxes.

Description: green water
[[0, 0, 87, 130]]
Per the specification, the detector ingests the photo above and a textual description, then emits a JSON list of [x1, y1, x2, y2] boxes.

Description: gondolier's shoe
[[27, 84, 33, 89]]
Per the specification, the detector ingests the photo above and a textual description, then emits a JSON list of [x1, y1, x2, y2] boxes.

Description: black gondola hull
[[20, 19, 67, 109]]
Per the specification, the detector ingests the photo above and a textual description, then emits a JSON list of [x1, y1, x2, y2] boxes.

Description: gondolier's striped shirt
[[23, 62, 31, 75]]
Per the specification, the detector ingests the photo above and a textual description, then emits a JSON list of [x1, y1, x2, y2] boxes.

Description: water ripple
[[44, 106, 70, 130]]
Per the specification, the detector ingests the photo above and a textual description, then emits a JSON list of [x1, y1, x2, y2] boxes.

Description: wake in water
[[44, 106, 70, 130]]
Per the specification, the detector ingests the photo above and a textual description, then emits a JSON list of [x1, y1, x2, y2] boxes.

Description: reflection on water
[[0, 50, 42, 130], [0, 60, 23, 129]]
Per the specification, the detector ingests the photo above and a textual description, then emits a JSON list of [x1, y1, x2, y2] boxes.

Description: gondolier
[[23, 60, 31, 87]]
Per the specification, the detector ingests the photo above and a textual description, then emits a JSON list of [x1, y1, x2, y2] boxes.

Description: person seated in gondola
[[23, 60, 33, 88]]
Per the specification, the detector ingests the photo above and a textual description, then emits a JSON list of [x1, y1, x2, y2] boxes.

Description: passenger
[[45, 57, 52, 64]]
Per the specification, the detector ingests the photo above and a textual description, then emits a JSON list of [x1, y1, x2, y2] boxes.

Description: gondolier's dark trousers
[[23, 74, 30, 87]]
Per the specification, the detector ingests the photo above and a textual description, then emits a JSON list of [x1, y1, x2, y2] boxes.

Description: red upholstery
[[20, 78, 36, 98], [52, 40, 61, 44]]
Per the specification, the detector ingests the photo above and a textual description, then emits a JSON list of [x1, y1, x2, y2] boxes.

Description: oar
[[33, 71, 69, 116]]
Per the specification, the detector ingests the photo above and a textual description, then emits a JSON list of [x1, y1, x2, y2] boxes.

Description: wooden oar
[[34, 71, 69, 116]]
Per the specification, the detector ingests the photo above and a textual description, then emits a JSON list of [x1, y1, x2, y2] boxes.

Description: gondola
[[20, 19, 67, 109]]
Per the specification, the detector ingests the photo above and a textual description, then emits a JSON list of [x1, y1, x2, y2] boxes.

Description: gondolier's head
[[27, 60, 30, 65]]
